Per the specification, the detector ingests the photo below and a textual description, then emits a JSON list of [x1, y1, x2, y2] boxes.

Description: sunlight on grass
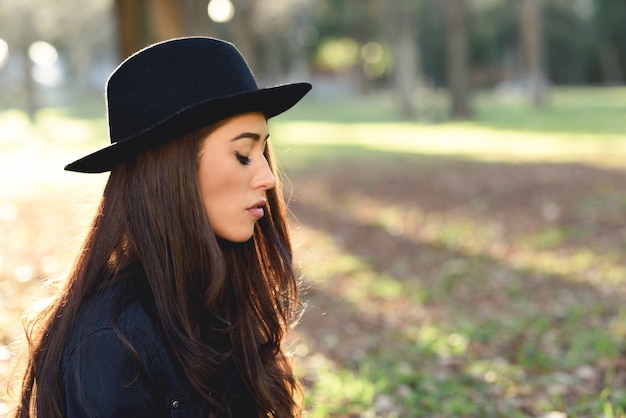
[[291, 225, 486, 416], [285, 135, 626, 415], [549, 86, 626, 107], [303, 357, 387, 417], [467, 358, 526, 393], [273, 87, 626, 170], [0, 105, 108, 204], [0, 111, 40, 144], [35, 109, 106, 144], [306, 189, 626, 289], [0, 107, 106, 146], [408, 325, 470, 358], [293, 226, 426, 308], [274, 121, 626, 167]]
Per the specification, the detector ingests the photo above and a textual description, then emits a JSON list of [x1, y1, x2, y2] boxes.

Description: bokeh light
[[361, 41, 387, 79], [28, 41, 63, 86], [28, 41, 58, 67], [361, 42, 384, 65], [316, 37, 359, 72], [207, 0, 234, 23]]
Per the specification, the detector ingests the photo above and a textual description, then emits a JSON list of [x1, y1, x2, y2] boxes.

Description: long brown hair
[[16, 125, 302, 417]]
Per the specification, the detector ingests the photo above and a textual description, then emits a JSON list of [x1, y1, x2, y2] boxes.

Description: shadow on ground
[[285, 145, 626, 415]]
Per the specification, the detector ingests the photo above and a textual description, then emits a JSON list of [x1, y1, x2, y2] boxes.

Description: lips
[[246, 199, 266, 219]]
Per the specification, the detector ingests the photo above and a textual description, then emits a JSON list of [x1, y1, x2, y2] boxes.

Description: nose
[[253, 157, 276, 191]]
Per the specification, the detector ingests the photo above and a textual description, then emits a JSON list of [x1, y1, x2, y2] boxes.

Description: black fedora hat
[[65, 37, 312, 173]]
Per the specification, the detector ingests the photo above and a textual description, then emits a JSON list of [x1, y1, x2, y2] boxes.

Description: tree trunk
[[20, 42, 37, 122], [183, 0, 216, 37], [443, 0, 471, 119], [395, 13, 418, 119], [13, 4, 37, 122], [518, 0, 547, 107], [114, 0, 148, 59], [598, 43, 623, 85], [384, 0, 419, 119], [114, 0, 186, 60], [260, 31, 283, 85], [230, 0, 258, 72], [150, 0, 185, 41]]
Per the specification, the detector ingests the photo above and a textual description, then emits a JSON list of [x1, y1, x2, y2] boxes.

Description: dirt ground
[[284, 148, 626, 416]]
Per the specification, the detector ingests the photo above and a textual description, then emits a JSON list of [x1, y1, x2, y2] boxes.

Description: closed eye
[[235, 151, 251, 165]]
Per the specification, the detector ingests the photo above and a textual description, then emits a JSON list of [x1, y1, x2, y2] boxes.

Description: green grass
[[282, 86, 626, 136], [277, 88, 626, 417]]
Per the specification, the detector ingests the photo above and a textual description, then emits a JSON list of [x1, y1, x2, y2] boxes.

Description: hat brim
[[64, 82, 311, 173]]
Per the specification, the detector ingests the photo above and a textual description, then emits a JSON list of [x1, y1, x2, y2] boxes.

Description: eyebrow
[[230, 132, 270, 142]]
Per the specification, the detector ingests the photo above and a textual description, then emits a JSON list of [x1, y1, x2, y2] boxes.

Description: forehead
[[211, 112, 268, 137]]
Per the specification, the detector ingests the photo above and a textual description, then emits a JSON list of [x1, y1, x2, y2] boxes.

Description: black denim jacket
[[60, 279, 255, 417]]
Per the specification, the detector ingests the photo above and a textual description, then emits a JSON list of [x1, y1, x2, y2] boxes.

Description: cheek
[[199, 171, 222, 213], [198, 163, 243, 214], [198, 171, 253, 242]]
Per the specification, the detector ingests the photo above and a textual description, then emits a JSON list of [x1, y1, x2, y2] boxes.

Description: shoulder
[[63, 280, 162, 360], [61, 280, 167, 389], [61, 281, 206, 415]]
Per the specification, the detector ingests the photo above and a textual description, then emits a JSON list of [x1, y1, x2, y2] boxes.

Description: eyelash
[[235, 152, 251, 165]]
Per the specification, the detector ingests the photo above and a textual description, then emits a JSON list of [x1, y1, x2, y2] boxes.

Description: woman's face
[[197, 112, 276, 242]]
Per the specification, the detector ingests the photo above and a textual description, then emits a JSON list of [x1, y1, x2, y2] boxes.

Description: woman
[[16, 37, 311, 417]]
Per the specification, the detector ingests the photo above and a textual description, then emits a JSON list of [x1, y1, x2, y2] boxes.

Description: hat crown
[[106, 37, 259, 142], [64, 36, 311, 173]]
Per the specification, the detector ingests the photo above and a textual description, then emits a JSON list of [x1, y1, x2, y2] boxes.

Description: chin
[[231, 236, 253, 243], [218, 231, 254, 243]]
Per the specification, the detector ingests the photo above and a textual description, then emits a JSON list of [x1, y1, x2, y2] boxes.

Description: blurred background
[[1, 0, 626, 417], [1, 0, 625, 120]]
